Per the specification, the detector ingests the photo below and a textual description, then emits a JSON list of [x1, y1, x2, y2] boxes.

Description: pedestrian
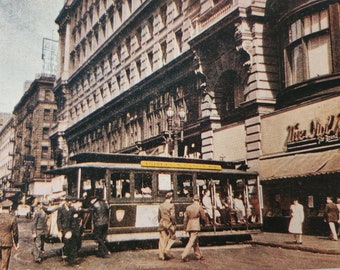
[[181, 194, 207, 262], [288, 198, 304, 244], [158, 192, 176, 260], [57, 197, 82, 265], [202, 189, 221, 224], [324, 196, 339, 241], [90, 196, 110, 258], [31, 200, 48, 263], [0, 200, 19, 270], [336, 198, 340, 237], [233, 193, 246, 223]]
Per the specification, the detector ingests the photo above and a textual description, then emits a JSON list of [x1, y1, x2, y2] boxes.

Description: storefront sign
[[286, 114, 340, 151]]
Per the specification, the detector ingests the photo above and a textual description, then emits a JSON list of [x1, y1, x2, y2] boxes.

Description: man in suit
[[57, 197, 82, 265], [324, 196, 339, 241], [0, 200, 19, 270], [181, 194, 207, 262], [158, 192, 176, 260], [90, 196, 110, 258], [31, 200, 48, 263]]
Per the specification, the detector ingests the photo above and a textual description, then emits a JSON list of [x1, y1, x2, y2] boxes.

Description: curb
[[250, 241, 340, 255]]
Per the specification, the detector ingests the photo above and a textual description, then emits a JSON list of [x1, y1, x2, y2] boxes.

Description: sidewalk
[[250, 232, 340, 255]]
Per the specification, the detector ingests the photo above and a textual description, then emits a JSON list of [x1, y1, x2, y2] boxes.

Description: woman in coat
[[288, 198, 304, 244]]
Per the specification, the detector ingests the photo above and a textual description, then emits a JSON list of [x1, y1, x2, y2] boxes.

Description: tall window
[[147, 16, 154, 39], [45, 89, 52, 100], [43, 127, 49, 140], [41, 146, 49, 159], [160, 41, 167, 64], [160, 5, 167, 27], [284, 9, 331, 86], [43, 109, 50, 121]]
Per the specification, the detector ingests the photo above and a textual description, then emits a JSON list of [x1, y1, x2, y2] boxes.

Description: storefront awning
[[254, 149, 340, 181]]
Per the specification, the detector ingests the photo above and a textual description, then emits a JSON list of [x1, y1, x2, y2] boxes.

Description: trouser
[[218, 208, 231, 225], [0, 247, 12, 270], [32, 231, 45, 261], [328, 222, 338, 240], [181, 231, 202, 260], [63, 232, 78, 264], [158, 229, 176, 259], [93, 224, 109, 257]]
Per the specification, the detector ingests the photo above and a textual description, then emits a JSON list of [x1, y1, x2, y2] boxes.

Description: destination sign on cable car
[[140, 160, 222, 171]]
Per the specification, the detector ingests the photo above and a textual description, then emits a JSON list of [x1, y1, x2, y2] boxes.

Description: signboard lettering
[[286, 114, 340, 151]]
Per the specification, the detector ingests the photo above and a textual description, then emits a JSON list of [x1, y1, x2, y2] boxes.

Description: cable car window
[[177, 173, 193, 197], [111, 172, 130, 199], [157, 173, 173, 197], [134, 172, 153, 198]]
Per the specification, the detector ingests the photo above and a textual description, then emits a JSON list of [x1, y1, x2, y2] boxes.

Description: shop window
[[134, 172, 153, 198], [111, 172, 130, 199], [284, 9, 331, 86]]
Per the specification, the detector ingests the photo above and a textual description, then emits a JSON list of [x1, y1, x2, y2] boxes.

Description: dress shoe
[[164, 253, 174, 260]]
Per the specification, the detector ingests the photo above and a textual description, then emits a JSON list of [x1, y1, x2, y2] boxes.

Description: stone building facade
[[0, 115, 15, 199], [12, 74, 58, 197], [52, 0, 340, 234], [52, 0, 274, 163]]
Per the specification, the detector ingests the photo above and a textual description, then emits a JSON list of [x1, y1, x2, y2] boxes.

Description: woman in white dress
[[288, 198, 304, 244]]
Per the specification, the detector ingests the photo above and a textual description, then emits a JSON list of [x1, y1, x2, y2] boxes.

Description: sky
[[0, 0, 65, 113]]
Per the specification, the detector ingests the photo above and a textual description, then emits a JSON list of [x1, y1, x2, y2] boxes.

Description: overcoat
[[0, 213, 19, 247], [324, 202, 339, 222], [183, 202, 206, 232], [158, 200, 176, 231]]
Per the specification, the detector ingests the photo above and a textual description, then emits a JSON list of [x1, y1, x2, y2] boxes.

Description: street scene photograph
[[1, 0, 340, 269]]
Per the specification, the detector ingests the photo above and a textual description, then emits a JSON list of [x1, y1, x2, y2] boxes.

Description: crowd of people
[[287, 196, 340, 244], [200, 189, 258, 227], [0, 188, 260, 268], [0, 194, 111, 268]]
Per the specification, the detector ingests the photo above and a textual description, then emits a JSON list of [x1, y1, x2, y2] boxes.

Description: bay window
[[285, 9, 331, 86]]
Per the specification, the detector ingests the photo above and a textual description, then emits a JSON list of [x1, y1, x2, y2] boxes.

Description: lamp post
[[166, 106, 186, 157]]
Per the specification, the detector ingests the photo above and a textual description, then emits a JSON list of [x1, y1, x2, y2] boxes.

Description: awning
[[254, 149, 340, 181]]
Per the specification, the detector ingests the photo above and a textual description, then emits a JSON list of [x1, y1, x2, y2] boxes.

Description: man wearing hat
[[0, 200, 19, 270], [181, 194, 207, 262], [158, 192, 176, 260], [90, 196, 110, 258], [57, 196, 82, 265], [31, 200, 48, 263]]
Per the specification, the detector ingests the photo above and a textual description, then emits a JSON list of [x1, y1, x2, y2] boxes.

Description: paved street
[[8, 218, 340, 270]]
